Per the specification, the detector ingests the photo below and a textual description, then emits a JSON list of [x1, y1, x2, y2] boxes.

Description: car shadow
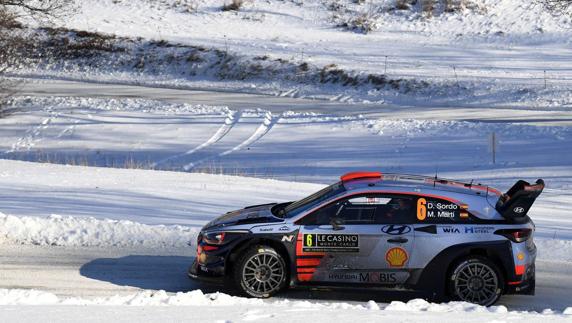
[[80, 255, 226, 294], [80, 255, 423, 303]]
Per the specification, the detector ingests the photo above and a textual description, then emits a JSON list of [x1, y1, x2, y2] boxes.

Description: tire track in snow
[[183, 111, 279, 171], [7, 109, 57, 153], [152, 110, 240, 169]]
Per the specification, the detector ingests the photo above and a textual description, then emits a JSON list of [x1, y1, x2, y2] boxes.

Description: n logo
[[281, 235, 295, 242]]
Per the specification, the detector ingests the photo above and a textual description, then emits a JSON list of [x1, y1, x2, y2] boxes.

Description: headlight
[[203, 232, 226, 245]]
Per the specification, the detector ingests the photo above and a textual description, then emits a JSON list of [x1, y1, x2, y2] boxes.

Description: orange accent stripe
[[297, 259, 322, 267], [508, 281, 523, 285], [297, 274, 313, 282], [297, 268, 316, 274], [515, 265, 526, 276]]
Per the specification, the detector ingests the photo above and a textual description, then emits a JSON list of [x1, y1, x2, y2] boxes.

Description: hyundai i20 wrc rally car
[[189, 171, 544, 306]]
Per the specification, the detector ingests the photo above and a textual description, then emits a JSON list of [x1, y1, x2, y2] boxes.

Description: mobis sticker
[[302, 234, 359, 252]]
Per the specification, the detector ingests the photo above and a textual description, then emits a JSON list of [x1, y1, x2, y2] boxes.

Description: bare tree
[[0, 0, 73, 116], [538, 0, 572, 15], [1, 0, 74, 19]]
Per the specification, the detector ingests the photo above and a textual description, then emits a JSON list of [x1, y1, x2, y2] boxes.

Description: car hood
[[203, 203, 283, 230]]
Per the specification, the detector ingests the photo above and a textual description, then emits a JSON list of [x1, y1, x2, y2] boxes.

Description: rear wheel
[[233, 245, 288, 298], [449, 256, 504, 306]]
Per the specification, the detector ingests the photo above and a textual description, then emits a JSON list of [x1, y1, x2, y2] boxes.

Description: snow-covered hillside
[[6, 0, 572, 107]]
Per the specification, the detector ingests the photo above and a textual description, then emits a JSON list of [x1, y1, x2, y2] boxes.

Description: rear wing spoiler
[[496, 179, 545, 219]]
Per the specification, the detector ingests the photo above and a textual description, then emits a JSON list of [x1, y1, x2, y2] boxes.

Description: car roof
[[340, 172, 502, 199]]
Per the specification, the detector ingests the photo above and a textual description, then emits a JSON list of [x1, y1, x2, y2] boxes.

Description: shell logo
[[386, 247, 408, 268]]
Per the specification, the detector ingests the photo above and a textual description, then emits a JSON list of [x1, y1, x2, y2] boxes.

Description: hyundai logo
[[382, 225, 411, 235], [513, 206, 525, 214]]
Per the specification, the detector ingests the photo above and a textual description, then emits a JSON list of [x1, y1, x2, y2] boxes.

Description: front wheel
[[233, 245, 288, 298], [449, 256, 504, 306]]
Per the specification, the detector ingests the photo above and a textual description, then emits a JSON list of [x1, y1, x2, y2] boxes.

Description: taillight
[[495, 228, 532, 243]]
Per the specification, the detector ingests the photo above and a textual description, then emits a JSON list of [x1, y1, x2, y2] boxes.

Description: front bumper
[[188, 259, 226, 285]]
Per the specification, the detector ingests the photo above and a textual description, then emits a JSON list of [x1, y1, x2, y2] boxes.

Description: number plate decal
[[302, 234, 359, 253]]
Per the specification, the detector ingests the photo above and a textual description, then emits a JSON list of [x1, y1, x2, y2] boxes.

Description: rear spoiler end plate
[[496, 179, 545, 219]]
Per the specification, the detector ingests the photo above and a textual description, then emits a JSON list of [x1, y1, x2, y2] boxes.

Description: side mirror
[[330, 218, 345, 231]]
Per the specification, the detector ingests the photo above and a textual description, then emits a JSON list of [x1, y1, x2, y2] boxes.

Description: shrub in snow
[[339, 11, 379, 34], [222, 0, 244, 11], [395, 0, 413, 10]]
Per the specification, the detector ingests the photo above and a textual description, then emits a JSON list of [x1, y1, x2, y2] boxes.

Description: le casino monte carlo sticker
[[303, 233, 359, 252]]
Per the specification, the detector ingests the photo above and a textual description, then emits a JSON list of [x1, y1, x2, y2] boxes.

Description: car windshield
[[281, 181, 346, 218]]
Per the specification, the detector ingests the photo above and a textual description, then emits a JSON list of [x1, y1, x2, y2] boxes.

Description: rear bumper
[[506, 263, 535, 295], [188, 259, 226, 285]]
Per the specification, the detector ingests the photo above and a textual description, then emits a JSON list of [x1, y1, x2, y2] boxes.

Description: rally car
[[189, 171, 544, 306]]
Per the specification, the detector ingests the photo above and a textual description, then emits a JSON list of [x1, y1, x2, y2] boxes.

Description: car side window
[[415, 196, 470, 223], [298, 194, 416, 225]]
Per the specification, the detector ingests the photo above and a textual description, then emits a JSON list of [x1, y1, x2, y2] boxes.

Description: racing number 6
[[306, 234, 313, 247], [417, 198, 427, 221]]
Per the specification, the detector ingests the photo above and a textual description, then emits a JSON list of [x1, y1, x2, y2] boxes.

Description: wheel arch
[[225, 236, 292, 277], [415, 241, 514, 299]]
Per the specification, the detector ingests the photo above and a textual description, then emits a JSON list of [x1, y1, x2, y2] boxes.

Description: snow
[[1, 288, 572, 321], [0, 212, 197, 248], [5, 0, 572, 107], [2, 0, 572, 320]]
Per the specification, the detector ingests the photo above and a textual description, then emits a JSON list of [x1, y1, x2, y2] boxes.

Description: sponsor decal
[[302, 234, 359, 253], [385, 247, 409, 268], [381, 225, 411, 235], [464, 226, 494, 234], [281, 235, 295, 242], [441, 226, 461, 234], [278, 226, 291, 231], [326, 272, 409, 284], [259, 227, 273, 232], [514, 206, 525, 214], [440, 226, 494, 234], [418, 198, 461, 220], [517, 252, 525, 261]]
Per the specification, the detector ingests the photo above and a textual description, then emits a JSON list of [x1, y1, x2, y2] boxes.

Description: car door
[[295, 193, 416, 285]]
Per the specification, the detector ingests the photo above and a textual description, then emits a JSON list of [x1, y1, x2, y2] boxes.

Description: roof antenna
[[434, 167, 438, 187], [468, 179, 474, 188]]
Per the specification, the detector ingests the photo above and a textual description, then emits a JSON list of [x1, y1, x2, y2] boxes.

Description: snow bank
[[385, 298, 508, 314], [0, 288, 570, 317], [0, 213, 198, 248], [9, 96, 230, 115], [535, 238, 572, 262]]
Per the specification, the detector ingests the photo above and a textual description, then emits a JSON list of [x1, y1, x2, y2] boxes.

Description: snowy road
[[16, 78, 572, 126], [1, 244, 571, 313]]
